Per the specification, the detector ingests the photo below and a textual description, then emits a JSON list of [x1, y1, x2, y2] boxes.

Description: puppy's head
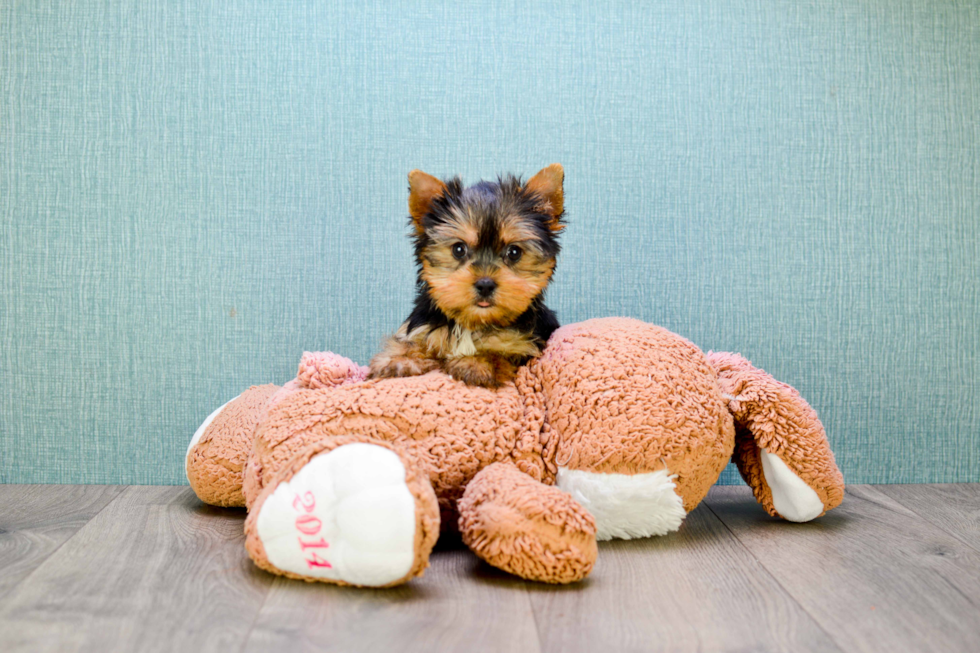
[[408, 164, 565, 330]]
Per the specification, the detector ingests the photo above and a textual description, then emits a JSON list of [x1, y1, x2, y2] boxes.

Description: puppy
[[369, 164, 565, 388]]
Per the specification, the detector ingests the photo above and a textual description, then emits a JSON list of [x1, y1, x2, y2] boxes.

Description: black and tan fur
[[369, 164, 566, 388]]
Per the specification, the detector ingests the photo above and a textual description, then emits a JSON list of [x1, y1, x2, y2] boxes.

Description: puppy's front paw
[[443, 356, 496, 387], [487, 354, 518, 387], [368, 353, 440, 379], [443, 355, 517, 388]]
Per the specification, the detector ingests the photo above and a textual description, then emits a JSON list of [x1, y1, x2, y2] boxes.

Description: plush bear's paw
[[459, 463, 597, 583], [250, 443, 422, 587]]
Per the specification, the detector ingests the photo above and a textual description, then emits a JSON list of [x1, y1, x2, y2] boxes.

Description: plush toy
[[186, 318, 843, 587]]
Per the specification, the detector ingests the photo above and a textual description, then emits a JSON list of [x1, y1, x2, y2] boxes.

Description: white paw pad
[[760, 448, 825, 522], [256, 443, 417, 586]]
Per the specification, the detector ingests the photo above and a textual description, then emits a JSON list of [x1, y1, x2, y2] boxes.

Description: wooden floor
[[1, 485, 978, 652]]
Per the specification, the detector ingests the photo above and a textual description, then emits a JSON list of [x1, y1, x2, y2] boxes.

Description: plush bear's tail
[[706, 352, 845, 521]]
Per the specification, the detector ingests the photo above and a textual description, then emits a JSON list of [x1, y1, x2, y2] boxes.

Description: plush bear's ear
[[524, 163, 565, 232], [408, 170, 447, 231]]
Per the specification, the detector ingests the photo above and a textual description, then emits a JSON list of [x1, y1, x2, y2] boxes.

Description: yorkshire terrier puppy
[[369, 164, 566, 388]]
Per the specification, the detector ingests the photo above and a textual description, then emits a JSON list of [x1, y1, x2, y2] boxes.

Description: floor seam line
[[525, 579, 547, 653], [0, 484, 129, 610], [702, 495, 848, 653], [236, 576, 276, 653], [876, 485, 980, 555]]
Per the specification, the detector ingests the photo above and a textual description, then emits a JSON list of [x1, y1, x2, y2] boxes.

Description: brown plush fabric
[[458, 462, 597, 584], [186, 384, 279, 507], [534, 318, 735, 511], [244, 435, 441, 587], [242, 372, 548, 525], [296, 351, 370, 388], [189, 319, 845, 585], [707, 351, 845, 517]]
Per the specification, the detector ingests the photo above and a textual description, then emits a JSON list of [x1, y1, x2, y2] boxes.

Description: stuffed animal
[[186, 317, 844, 587]]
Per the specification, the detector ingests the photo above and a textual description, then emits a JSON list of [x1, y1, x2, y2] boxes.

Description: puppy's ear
[[524, 163, 564, 232], [408, 170, 447, 231]]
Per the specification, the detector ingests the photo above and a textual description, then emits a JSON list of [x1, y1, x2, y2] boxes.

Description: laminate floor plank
[[0, 485, 124, 600], [0, 486, 272, 653], [4, 484, 979, 652], [242, 540, 541, 653], [877, 484, 980, 552], [527, 503, 840, 653], [705, 485, 980, 653]]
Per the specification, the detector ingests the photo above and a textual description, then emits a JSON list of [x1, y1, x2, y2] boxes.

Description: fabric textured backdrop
[[2, 1, 978, 485]]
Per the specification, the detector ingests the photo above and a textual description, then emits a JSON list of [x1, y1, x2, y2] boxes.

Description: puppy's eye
[[452, 242, 468, 260], [505, 245, 523, 263]]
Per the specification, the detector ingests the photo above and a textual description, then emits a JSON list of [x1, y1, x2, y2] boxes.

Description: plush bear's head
[[531, 318, 735, 539]]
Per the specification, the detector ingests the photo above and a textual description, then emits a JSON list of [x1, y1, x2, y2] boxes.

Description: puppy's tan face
[[409, 165, 565, 330], [421, 208, 556, 329]]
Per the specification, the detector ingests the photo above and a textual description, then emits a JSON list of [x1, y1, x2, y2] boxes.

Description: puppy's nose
[[475, 277, 497, 297]]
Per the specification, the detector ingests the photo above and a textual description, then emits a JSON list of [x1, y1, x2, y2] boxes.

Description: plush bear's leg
[[188, 352, 367, 508], [457, 462, 597, 584], [707, 352, 845, 522], [186, 384, 281, 508], [244, 436, 440, 588]]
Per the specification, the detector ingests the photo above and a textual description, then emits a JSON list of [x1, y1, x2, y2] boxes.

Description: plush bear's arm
[[707, 352, 845, 521], [457, 462, 597, 584]]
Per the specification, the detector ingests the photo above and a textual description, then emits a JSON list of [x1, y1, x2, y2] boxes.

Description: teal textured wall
[[2, 1, 978, 485]]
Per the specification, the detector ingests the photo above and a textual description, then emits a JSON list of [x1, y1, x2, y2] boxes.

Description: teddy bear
[[186, 317, 844, 586]]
